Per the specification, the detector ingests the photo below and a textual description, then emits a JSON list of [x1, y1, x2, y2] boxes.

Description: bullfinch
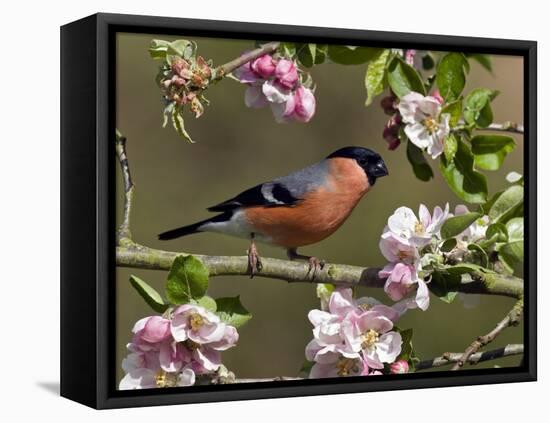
[[158, 146, 389, 277]]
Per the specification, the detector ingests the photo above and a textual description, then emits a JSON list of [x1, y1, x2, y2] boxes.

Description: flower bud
[[405, 49, 417, 66], [292, 86, 316, 122], [431, 89, 444, 104], [171, 58, 191, 79], [390, 359, 409, 374], [275, 59, 299, 89], [251, 54, 276, 78], [380, 95, 397, 115]]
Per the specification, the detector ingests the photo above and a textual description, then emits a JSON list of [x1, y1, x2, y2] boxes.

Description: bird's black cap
[[326, 146, 389, 185]]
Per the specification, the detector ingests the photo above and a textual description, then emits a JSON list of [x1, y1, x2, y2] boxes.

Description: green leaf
[[406, 140, 434, 181], [365, 49, 390, 106], [129, 275, 168, 313], [436, 53, 468, 101], [441, 212, 482, 239], [299, 360, 315, 377], [471, 135, 516, 171], [463, 88, 499, 128], [280, 42, 296, 58], [171, 106, 195, 143], [316, 283, 335, 308], [430, 271, 460, 303], [191, 295, 217, 312], [387, 56, 426, 98], [440, 238, 457, 252], [327, 45, 382, 65], [488, 185, 523, 223], [296, 43, 316, 68], [167, 40, 194, 59], [444, 133, 459, 162], [506, 217, 524, 242], [215, 296, 252, 328], [440, 139, 488, 204], [467, 54, 493, 72], [467, 243, 489, 268], [165, 255, 209, 305], [149, 39, 172, 59], [441, 98, 463, 127], [499, 241, 524, 273], [486, 223, 509, 243]]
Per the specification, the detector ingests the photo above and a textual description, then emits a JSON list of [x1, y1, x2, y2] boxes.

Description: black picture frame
[[60, 12, 537, 409]]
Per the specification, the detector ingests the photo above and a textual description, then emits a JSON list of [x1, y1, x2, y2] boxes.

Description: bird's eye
[[358, 158, 368, 166]]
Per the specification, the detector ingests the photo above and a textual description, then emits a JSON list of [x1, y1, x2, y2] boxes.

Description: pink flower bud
[[405, 49, 417, 66], [251, 54, 276, 78], [275, 59, 299, 89], [390, 359, 409, 374], [431, 89, 444, 104], [171, 58, 192, 79], [292, 86, 316, 122], [140, 316, 171, 343]]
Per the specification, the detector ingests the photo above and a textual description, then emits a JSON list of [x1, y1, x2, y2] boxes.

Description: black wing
[[207, 182, 301, 212]]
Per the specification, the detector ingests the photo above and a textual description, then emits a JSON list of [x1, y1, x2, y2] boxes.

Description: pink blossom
[[292, 86, 316, 122], [309, 355, 365, 378], [274, 59, 299, 89], [341, 310, 402, 369], [119, 367, 196, 390], [431, 89, 444, 104], [244, 85, 269, 109], [171, 304, 226, 344], [233, 61, 261, 84], [390, 359, 409, 374], [379, 232, 420, 264], [140, 316, 171, 343], [379, 262, 417, 301], [251, 54, 276, 78], [405, 49, 417, 65]]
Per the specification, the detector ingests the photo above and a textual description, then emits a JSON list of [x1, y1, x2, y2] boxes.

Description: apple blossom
[[385, 203, 450, 248], [341, 309, 402, 369], [234, 52, 316, 123], [251, 54, 276, 78], [120, 305, 239, 390], [398, 91, 450, 159], [274, 59, 299, 89]]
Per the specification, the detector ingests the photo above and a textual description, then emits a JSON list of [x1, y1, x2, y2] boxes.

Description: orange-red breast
[[159, 146, 388, 275]]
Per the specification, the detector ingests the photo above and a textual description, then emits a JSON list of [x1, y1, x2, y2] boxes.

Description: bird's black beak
[[372, 160, 389, 178]]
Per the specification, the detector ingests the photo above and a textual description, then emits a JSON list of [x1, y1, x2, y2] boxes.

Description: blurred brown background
[[116, 33, 524, 383]]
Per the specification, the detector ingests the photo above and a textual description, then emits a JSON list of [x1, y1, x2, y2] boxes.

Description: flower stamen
[[189, 313, 204, 331], [361, 329, 379, 350]]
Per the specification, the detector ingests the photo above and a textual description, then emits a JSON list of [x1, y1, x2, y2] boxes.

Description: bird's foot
[[287, 248, 325, 280], [307, 256, 325, 280], [247, 239, 262, 278]]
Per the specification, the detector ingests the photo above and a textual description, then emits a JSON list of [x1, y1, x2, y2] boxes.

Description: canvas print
[[115, 34, 525, 390]]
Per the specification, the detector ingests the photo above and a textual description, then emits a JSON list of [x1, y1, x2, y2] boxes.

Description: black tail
[[158, 222, 204, 240], [158, 212, 231, 241]]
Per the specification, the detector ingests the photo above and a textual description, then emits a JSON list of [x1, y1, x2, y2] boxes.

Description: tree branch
[[450, 300, 524, 370], [416, 343, 523, 370], [206, 344, 525, 383], [213, 42, 281, 80], [116, 243, 523, 299], [116, 130, 134, 245], [478, 122, 524, 134]]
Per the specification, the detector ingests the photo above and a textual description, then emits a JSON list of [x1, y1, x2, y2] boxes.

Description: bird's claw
[[307, 257, 325, 280], [247, 240, 262, 278]]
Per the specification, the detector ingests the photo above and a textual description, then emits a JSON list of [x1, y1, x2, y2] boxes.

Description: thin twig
[[213, 42, 281, 80], [451, 300, 524, 370], [478, 122, 524, 134], [211, 344, 525, 383], [416, 343, 523, 370], [115, 130, 135, 245]]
